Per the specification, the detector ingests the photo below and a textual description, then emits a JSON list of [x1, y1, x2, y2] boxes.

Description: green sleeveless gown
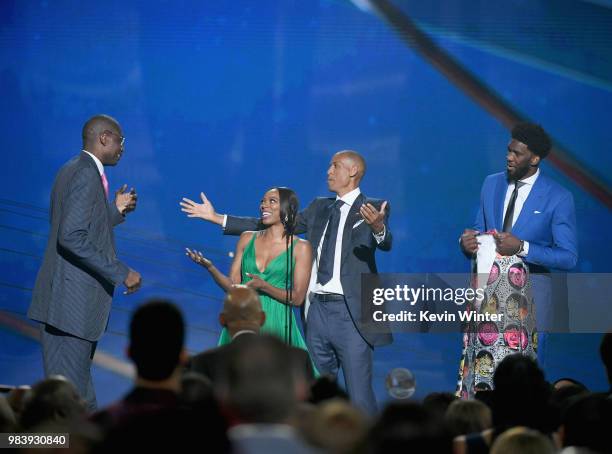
[[217, 233, 310, 352]]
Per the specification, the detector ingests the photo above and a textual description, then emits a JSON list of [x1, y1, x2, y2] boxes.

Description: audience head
[[222, 335, 304, 424], [6, 385, 31, 421], [219, 285, 265, 337], [302, 398, 368, 453], [553, 377, 588, 391], [0, 395, 16, 432], [423, 392, 457, 424], [19, 376, 86, 430], [129, 299, 186, 382], [490, 427, 555, 454], [308, 375, 349, 405], [366, 401, 452, 452], [551, 387, 590, 420], [445, 399, 492, 437], [560, 392, 612, 453], [180, 372, 213, 408], [492, 354, 556, 433]]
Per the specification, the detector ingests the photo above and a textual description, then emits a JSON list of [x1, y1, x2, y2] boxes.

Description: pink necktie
[[101, 173, 109, 199]]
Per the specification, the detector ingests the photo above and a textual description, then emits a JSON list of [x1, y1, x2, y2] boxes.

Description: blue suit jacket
[[474, 171, 578, 331], [475, 171, 577, 271]]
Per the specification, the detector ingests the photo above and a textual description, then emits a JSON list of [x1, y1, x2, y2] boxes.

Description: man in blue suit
[[29, 115, 142, 410], [460, 123, 578, 359], [181, 150, 392, 414]]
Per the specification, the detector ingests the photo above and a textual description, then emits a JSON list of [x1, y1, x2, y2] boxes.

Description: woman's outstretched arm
[[185, 231, 253, 292]]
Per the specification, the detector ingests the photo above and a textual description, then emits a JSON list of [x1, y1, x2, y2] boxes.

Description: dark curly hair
[[511, 122, 552, 159], [275, 187, 299, 237]]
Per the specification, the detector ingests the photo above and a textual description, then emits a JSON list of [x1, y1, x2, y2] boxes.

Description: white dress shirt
[[311, 188, 362, 295], [82, 150, 104, 176], [502, 169, 539, 256]]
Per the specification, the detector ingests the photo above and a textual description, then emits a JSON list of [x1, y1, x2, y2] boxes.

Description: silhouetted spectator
[[445, 399, 492, 437], [308, 375, 349, 405], [5, 386, 31, 424], [180, 371, 213, 407], [301, 398, 368, 453], [0, 395, 16, 432], [93, 299, 230, 452], [490, 354, 557, 434], [560, 393, 612, 454], [490, 427, 555, 454], [19, 376, 86, 430], [454, 354, 557, 454], [551, 383, 590, 417], [553, 377, 588, 391], [364, 402, 452, 453], [221, 335, 317, 454], [424, 392, 457, 424]]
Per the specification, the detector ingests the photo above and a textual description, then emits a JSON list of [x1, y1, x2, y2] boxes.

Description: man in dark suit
[[28, 114, 142, 410], [181, 150, 392, 414], [187, 285, 314, 384], [460, 123, 578, 359]]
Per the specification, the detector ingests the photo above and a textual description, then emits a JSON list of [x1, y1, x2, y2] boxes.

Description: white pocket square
[[533, 210, 541, 214], [352, 219, 365, 229]]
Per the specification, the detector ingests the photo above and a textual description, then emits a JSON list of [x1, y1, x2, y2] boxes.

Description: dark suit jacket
[[225, 193, 393, 347], [28, 152, 129, 341], [187, 332, 315, 383]]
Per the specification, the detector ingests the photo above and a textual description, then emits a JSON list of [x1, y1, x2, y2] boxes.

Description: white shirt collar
[[336, 187, 361, 207], [228, 424, 297, 440], [516, 168, 539, 187], [82, 150, 104, 176], [231, 330, 257, 340]]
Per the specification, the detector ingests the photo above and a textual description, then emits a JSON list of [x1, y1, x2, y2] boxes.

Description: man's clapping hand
[[460, 229, 479, 255], [123, 269, 142, 295], [115, 184, 137, 214]]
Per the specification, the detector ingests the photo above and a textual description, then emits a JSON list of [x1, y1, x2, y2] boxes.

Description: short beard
[[507, 165, 531, 182]]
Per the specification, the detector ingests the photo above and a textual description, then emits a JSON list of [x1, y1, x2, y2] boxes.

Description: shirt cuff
[[222, 214, 227, 229], [518, 241, 530, 257], [372, 225, 386, 244]]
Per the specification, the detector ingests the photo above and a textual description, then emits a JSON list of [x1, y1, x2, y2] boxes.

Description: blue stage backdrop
[[1, 0, 610, 406]]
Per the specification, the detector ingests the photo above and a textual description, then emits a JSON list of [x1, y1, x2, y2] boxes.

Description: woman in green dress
[[185, 187, 312, 351]]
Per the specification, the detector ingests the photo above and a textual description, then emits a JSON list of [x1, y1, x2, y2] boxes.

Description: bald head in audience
[[219, 285, 266, 338]]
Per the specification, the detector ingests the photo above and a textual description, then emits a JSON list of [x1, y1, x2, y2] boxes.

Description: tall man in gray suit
[[180, 150, 392, 414], [28, 114, 142, 410]]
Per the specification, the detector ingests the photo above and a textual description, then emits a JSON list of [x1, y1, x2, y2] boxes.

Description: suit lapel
[[310, 199, 334, 247], [511, 175, 546, 236], [80, 152, 113, 242], [493, 175, 508, 231], [340, 193, 365, 265], [80, 152, 108, 205]]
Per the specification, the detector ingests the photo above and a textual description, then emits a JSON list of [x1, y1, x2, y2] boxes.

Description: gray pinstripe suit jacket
[[28, 152, 130, 341]]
